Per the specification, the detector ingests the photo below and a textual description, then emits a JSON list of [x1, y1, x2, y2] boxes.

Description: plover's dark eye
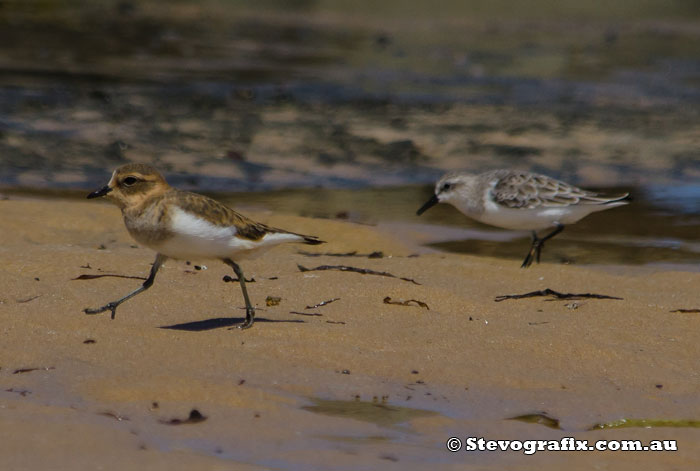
[[123, 176, 138, 186]]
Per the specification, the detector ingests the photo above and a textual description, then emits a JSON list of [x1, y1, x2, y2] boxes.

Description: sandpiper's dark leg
[[223, 258, 255, 329], [84, 253, 167, 319], [521, 231, 540, 268], [521, 224, 564, 268], [536, 223, 564, 263]]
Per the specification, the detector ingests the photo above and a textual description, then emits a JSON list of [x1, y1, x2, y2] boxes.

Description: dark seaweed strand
[[73, 274, 147, 281], [297, 264, 420, 285], [494, 288, 623, 302], [298, 251, 383, 258], [305, 298, 340, 309], [289, 311, 323, 317], [383, 297, 430, 310]]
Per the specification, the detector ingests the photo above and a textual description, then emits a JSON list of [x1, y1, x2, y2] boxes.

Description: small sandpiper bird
[[417, 169, 629, 267], [84, 163, 323, 329]]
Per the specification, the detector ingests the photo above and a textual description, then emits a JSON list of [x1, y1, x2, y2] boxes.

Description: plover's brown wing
[[171, 191, 323, 244], [491, 172, 627, 209]]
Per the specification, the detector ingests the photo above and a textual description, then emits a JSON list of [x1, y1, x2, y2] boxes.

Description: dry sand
[[0, 197, 699, 470]]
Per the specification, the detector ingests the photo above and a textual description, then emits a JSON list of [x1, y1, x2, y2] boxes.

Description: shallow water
[[1, 2, 698, 271], [5, 183, 699, 269], [229, 184, 700, 269], [302, 397, 439, 428], [1, 0, 699, 192]]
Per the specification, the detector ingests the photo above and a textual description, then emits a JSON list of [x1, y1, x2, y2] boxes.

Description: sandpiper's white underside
[[149, 207, 303, 260], [449, 186, 627, 231]]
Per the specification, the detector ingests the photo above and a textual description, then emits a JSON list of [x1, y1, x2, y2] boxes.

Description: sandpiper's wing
[[171, 191, 323, 244], [490, 171, 628, 209]]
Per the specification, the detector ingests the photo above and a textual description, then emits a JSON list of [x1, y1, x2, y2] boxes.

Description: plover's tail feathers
[[265, 227, 324, 245], [302, 235, 325, 245]]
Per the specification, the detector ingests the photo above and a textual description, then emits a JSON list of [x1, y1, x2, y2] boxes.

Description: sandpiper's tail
[[599, 192, 631, 205], [583, 192, 631, 205], [607, 192, 631, 203]]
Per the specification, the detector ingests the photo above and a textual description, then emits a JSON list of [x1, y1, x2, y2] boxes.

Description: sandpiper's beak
[[87, 185, 112, 199], [416, 194, 439, 215]]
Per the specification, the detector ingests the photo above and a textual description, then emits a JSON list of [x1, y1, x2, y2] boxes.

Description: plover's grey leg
[[84, 253, 167, 319], [223, 258, 255, 329]]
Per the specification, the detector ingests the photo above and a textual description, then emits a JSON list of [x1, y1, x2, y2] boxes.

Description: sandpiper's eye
[[441, 183, 451, 192], [123, 176, 138, 186]]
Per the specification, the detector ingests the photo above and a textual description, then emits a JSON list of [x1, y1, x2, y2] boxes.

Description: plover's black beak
[[87, 185, 112, 199], [416, 194, 439, 216]]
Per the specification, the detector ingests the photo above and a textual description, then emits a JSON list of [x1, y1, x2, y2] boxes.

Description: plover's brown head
[[88, 163, 170, 209]]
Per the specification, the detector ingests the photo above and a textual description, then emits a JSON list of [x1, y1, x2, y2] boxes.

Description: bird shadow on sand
[[160, 317, 305, 331]]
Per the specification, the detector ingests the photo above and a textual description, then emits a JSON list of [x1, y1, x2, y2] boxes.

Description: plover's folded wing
[[171, 190, 324, 244], [491, 172, 627, 209]]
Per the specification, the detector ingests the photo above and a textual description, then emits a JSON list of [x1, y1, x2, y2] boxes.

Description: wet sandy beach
[[1, 1, 699, 469], [1, 197, 698, 469]]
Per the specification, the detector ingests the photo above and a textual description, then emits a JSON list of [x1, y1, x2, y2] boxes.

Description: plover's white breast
[[153, 206, 303, 260]]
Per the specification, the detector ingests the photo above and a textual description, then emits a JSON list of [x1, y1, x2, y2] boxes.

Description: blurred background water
[[1, 0, 698, 266]]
